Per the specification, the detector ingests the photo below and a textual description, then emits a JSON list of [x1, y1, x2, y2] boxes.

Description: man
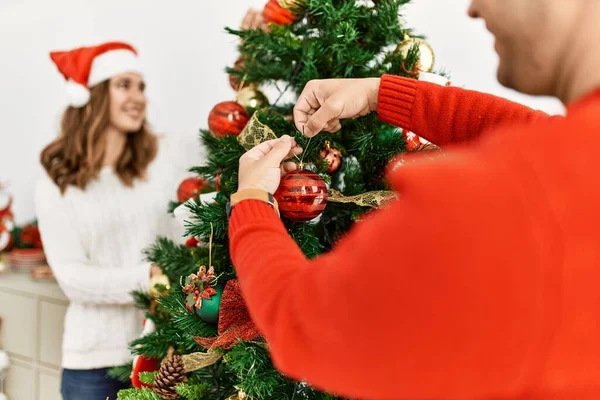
[[228, 1, 600, 399]]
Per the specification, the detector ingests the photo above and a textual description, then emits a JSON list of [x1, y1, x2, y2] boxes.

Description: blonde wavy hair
[[41, 81, 158, 193]]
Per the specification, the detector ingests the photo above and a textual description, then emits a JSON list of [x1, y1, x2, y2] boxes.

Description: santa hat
[[50, 42, 143, 108]]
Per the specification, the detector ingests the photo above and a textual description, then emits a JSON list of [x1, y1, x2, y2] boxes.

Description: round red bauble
[[208, 101, 250, 137], [177, 177, 209, 204], [263, 0, 296, 25], [185, 237, 199, 248], [320, 145, 342, 174], [403, 131, 421, 152], [274, 170, 328, 222]]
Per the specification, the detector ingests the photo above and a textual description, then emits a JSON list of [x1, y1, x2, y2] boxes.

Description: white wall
[[0, 0, 565, 224]]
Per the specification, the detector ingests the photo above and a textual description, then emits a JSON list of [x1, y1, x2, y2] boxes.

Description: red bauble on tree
[[320, 142, 342, 174], [274, 170, 328, 222], [177, 177, 209, 204], [185, 237, 199, 248], [403, 130, 421, 152], [208, 101, 250, 137], [263, 0, 296, 26]]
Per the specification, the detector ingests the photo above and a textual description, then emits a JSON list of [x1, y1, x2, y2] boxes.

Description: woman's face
[[108, 72, 147, 133]]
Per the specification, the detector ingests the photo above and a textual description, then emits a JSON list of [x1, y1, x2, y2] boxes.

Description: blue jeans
[[61, 368, 131, 400]]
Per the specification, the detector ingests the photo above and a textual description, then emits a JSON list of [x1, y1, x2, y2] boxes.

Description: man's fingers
[[262, 136, 295, 166], [286, 146, 303, 160], [242, 138, 282, 161], [304, 102, 339, 137], [323, 119, 342, 133], [281, 161, 298, 176]]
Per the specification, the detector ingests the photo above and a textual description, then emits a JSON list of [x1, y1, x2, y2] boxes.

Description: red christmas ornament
[[208, 101, 250, 137], [274, 170, 328, 222], [229, 58, 245, 91], [185, 237, 199, 248], [263, 0, 296, 26], [320, 142, 342, 174], [403, 131, 421, 152], [20, 224, 42, 249], [132, 356, 159, 389], [177, 177, 209, 203]]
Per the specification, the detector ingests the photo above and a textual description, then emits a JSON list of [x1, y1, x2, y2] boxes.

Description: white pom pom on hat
[[50, 42, 144, 108]]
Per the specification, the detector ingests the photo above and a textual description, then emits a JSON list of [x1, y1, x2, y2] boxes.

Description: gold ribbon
[[181, 349, 222, 372], [328, 189, 398, 208], [237, 112, 278, 151]]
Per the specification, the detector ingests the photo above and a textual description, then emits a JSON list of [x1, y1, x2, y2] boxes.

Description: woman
[[35, 42, 180, 400]]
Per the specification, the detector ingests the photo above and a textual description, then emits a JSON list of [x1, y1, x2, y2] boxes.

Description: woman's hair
[[41, 81, 158, 193]]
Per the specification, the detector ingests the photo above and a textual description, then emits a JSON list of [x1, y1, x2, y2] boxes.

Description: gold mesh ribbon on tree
[[328, 189, 398, 208], [237, 112, 278, 150]]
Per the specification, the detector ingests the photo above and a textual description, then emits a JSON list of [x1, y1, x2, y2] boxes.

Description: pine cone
[[152, 354, 188, 400]]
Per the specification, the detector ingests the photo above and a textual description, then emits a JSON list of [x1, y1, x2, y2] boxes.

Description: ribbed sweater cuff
[[229, 199, 280, 234], [377, 74, 418, 130]]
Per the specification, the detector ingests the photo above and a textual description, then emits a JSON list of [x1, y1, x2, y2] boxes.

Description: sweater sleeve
[[229, 130, 557, 399], [377, 74, 551, 146], [35, 179, 151, 305]]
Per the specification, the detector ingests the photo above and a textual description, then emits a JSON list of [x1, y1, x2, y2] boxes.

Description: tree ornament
[[396, 34, 435, 73], [149, 274, 171, 298], [229, 58, 245, 91], [185, 236, 199, 248], [263, 0, 296, 26], [152, 354, 187, 400], [183, 265, 223, 324], [403, 130, 421, 152], [208, 101, 250, 137], [236, 86, 269, 109], [196, 284, 224, 324], [177, 177, 209, 204], [274, 170, 328, 222], [227, 389, 249, 400], [319, 141, 342, 174]]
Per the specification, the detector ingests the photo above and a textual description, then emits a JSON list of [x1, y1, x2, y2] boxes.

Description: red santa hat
[[50, 42, 143, 108]]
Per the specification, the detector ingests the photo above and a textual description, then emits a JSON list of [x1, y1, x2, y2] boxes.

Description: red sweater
[[229, 75, 600, 400]]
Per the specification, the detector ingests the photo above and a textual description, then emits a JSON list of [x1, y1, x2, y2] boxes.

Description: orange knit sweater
[[229, 75, 600, 399]]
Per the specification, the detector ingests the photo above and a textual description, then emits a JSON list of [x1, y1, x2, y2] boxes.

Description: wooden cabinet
[[0, 272, 67, 400]]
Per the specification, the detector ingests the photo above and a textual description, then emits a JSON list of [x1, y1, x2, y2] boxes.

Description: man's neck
[[557, 7, 600, 105]]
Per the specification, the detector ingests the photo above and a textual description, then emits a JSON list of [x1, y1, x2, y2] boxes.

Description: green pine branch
[[117, 388, 161, 400]]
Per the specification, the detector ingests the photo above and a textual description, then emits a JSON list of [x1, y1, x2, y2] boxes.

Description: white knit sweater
[[35, 138, 186, 369]]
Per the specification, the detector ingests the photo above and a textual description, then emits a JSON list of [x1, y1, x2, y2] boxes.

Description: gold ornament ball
[[149, 273, 171, 297], [276, 0, 307, 11], [236, 86, 269, 109], [396, 35, 435, 73]]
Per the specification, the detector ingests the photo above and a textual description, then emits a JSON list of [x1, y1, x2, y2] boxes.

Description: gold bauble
[[395, 34, 435, 73], [149, 273, 171, 297], [227, 389, 248, 400], [276, 0, 307, 11], [236, 86, 269, 109]]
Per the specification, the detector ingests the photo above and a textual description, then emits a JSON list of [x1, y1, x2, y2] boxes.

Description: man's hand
[[293, 78, 381, 137], [238, 136, 302, 194]]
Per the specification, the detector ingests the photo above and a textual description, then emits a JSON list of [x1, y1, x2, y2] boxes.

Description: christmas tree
[[117, 0, 446, 399]]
